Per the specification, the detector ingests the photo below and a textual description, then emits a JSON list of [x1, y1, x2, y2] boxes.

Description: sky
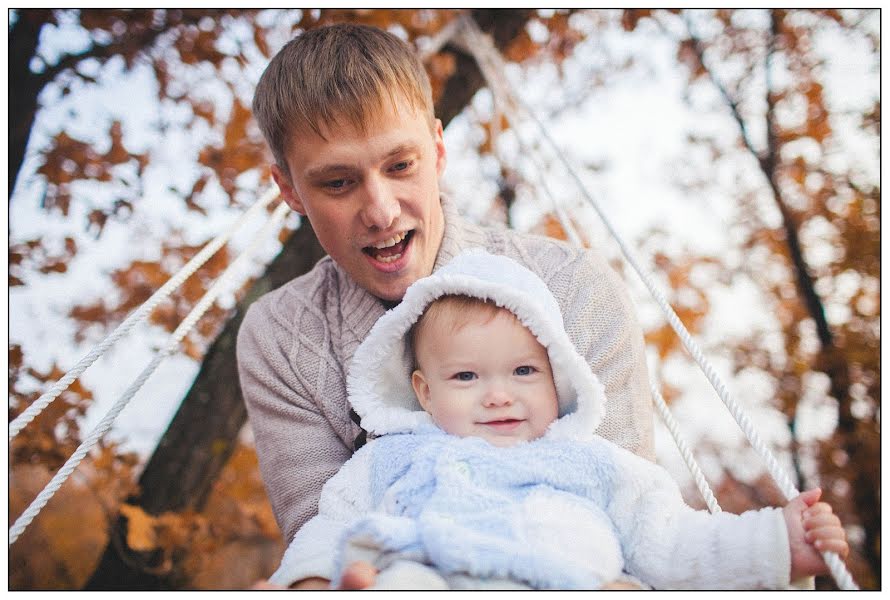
[[7, 10, 881, 505]]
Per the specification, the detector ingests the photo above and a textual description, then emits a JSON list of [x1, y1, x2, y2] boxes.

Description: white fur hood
[[346, 249, 607, 442]]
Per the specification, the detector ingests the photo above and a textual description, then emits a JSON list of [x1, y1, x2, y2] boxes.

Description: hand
[[337, 561, 378, 589], [783, 488, 849, 581], [249, 579, 289, 590], [249, 578, 328, 590], [248, 561, 378, 590]]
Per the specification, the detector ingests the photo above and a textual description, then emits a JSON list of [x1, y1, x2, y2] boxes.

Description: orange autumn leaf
[[621, 9, 653, 32], [535, 213, 569, 242], [119, 504, 159, 552]]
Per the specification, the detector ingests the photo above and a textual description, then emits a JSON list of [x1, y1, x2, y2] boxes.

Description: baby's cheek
[[433, 406, 473, 437]]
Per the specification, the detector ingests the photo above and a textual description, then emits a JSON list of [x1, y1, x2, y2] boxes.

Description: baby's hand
[[783, 488, 849, 581]]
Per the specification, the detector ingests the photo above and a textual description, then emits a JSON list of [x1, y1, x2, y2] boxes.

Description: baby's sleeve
[[605, 446, 791, 589]]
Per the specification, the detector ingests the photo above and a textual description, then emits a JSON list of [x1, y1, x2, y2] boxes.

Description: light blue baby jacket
[[271, 250, 791, 590]]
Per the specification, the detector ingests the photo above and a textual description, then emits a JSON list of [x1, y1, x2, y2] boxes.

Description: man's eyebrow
[[303, 144, 422, 180], [305, 164, 353, 180], [385, 143, 421, 158]]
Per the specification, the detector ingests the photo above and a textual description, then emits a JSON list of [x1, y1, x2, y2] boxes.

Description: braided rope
[[9, 201, 290, 546], [504, 112, 586, 248], [478, 70, 585, 247], [459, 17, 858, 590], [466, 15, 719, 515], [9, 186, 281, 441], [650, 384, 722, 514]]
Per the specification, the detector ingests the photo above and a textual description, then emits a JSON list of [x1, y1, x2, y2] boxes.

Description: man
[[238, 22, 654, 589]]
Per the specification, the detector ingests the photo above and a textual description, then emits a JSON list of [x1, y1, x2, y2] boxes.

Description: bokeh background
[[8, 9, 880, 590]]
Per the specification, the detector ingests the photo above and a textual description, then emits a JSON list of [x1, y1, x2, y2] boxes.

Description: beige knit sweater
[[237, 197, 654, 545]]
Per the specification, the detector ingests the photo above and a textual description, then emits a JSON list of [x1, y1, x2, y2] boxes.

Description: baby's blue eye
[[455, 371, 476, 381], [515, 366, 535, 376]]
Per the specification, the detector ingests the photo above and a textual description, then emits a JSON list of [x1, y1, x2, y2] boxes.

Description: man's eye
[[514, 366, 536, 376], [390, 160, 412, 172], [454, 371, 476, 381], [324, 179, 348, 190]]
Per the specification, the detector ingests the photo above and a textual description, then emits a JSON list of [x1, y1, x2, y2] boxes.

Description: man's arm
[[237, 294, 353, 544]]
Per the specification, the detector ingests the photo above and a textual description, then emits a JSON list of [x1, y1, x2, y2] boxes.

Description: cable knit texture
[[237, 197, 654, 545]]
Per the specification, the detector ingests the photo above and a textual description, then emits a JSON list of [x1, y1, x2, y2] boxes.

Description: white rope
[[464, 12, 719, 517], [417, 13, 464, 62], [501, 109, 586, 247], [486, 36, 716, 511], [458, 16, 858, 590], [650, 384, 722, 514], [9, 201, 291, 546], [9, 186, 281, 441], [476, 39, 585, 248]]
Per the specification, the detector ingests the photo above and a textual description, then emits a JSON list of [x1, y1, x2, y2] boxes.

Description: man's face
[[411, 309, 559, 447], [274, 100, 447, 302]]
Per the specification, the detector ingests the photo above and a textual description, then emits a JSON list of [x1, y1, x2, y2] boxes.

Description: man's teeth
[[376, 253, 401, 264], [372, 231, 407, 249]]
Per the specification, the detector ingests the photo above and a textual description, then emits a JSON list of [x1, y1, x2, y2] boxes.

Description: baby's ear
[[411, 370, 431, 411]]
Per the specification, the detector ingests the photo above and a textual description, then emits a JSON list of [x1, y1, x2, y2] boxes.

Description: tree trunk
[[9, 10, 52, 200], [84, 219, 327, 589], [84, 9, 533, 589], [435, 9, 535, 126], [762, 11, 878, 584]]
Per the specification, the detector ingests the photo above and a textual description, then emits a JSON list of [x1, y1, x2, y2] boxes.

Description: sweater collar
[[434, 194, 488, 271]]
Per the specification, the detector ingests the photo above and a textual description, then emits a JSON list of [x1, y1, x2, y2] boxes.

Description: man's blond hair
[[253, 23, 435, 180]]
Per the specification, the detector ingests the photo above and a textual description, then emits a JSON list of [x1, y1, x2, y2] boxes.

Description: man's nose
[[359, 176, 400, 230]]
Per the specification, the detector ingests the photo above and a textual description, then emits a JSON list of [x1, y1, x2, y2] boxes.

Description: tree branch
[[36, 15, 184, 88], [689, 10, 878, 585], [682, 14, 764, 166]]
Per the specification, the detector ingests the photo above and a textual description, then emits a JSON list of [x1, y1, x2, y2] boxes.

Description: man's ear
[[271, 164, 306, 215], [411, 369, 432, 412], [433, 118, 447, 178]]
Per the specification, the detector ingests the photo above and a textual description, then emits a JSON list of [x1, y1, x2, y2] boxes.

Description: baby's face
[[411, 309, 559, 447]]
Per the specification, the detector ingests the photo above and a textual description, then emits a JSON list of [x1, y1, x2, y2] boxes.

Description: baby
[[269, 250, 848, 589]]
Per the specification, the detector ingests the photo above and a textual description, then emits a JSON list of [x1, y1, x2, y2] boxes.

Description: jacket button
[[454, 461, 471, 477]]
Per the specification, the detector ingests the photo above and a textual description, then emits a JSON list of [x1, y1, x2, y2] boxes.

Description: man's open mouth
[[363, 230, 414, 264]]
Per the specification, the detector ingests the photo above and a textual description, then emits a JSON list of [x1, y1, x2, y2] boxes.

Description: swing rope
[[9, 200, 290, 546], [456, 15, 857, 590], [9, 20, 858, 589], [461, 19, 722, 517], [9, 186, 281, 441], [650, 384, 722, 515]]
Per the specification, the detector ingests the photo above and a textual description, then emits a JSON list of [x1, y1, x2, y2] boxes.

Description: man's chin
[[359, 258, 432, 303], [362, 275, 411, 304]]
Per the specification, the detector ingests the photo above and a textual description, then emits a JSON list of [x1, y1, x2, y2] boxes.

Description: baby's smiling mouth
[[480, 419, 523, 431], [363, 230, 413, 263]]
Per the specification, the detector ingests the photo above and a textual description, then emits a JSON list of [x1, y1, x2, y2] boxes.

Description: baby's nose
[[483, 388, 513, 407]]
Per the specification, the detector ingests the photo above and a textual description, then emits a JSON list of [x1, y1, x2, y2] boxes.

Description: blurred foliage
[[621, 8, 879, 588], [8, 8, 878, 590]]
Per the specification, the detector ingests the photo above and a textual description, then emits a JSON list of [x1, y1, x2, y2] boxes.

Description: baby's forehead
[[418, 296, 516, 333]]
